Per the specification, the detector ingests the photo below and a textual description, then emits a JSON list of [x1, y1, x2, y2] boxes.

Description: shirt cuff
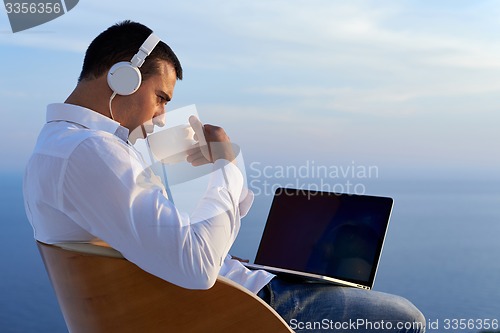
[[210, 159, 243, 199], [211, 159, 254, 218], [239, 188, 254, 218]]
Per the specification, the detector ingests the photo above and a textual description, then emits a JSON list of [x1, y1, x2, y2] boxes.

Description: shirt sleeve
[[61, 135, 246, 289]]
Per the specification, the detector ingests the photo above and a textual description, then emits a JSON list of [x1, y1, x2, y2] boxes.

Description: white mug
[[147, 123, 196, 164]]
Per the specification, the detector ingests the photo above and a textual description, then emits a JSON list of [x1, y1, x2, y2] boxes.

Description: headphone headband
[[131, 33, 161, 68], [107, 32, 161, 96]]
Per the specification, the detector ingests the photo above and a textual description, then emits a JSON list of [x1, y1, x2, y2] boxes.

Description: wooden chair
[[37, 241, 293, 333]]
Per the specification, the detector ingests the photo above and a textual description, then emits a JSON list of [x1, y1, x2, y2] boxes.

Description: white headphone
[[107, 33, 161, 96]]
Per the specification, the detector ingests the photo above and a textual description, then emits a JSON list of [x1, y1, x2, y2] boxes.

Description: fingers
[[189, 156, 211, 166], [188, 116, 235, 164], [189, 116, 204, 141], [231, 255, 250, 263], [189, 116, 212, 162], [186, 144, 211, 166]]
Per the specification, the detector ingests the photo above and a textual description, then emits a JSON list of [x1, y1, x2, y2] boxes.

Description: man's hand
[[186, 116, 235, 166], [231, 255, 250, 263]]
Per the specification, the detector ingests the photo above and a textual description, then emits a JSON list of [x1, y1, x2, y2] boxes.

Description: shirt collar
[[46, 103, 130, 142]]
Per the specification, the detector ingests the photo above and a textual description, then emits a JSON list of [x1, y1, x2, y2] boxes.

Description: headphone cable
[[108, 92, 117, 121]]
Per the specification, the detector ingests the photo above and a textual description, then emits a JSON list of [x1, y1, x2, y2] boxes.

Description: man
[[24, 21, 425, 332]]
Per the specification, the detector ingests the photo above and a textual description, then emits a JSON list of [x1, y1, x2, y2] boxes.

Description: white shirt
[[23, 103, 274, 293]]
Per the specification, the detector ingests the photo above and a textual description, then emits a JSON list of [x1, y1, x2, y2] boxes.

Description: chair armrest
[[55, 241, 124, 258]]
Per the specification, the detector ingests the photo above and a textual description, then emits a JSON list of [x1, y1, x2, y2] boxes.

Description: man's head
[[79, 20, 182, 83], [75, 20, 183, 135]]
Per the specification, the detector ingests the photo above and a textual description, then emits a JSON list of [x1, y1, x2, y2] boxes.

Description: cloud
[[1, 1, 499, 171], [3, 1, 500, 72], [246, 79, 500, 116], [183, 1, 500, 71]]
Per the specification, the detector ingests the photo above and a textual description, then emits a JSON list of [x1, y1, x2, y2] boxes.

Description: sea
[[1, 171, 499, 333]]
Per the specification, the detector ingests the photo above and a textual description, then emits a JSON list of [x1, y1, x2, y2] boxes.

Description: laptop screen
[[254, 188, 393, 286]]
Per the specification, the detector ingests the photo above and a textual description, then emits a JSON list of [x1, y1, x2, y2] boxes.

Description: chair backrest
[[37, 241, 293, 333]]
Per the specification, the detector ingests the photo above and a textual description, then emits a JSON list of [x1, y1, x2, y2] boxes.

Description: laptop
[[244, 187, 394, 290]]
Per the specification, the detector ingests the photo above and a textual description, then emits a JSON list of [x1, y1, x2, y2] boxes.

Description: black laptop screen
[[254, 188, 393, 286]]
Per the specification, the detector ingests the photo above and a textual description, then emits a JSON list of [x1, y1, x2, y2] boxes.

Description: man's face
[[115, 60, 177, 136]]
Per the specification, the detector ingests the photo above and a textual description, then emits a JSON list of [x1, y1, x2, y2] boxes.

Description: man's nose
[[153, 111, 166, 127]]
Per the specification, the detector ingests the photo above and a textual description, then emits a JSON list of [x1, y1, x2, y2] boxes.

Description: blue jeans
[[257, 277, 425, 333]]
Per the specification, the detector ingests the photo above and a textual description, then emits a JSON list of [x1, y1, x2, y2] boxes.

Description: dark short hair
[[78, 20, 183, 82]]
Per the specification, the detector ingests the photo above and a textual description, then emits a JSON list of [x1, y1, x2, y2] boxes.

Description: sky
[[1, 0, 499, 180], [2, 2, 499, 326]]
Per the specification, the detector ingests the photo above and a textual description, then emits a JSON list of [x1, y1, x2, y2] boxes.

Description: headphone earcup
[[107, 62, 142, 96]]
